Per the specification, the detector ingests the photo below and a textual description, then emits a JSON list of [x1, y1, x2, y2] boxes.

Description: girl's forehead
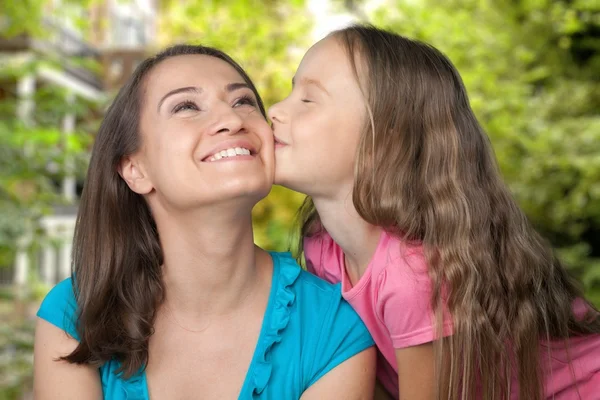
[[303, 36, 345, 63], [299, 36, 369, 98], [298, 39, 351, 81]]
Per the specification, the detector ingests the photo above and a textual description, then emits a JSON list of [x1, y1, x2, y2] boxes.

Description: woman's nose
[[208, 106, 245, 136]]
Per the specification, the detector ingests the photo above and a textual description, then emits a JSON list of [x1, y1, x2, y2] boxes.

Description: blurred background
[[0, 0, 598, 398]]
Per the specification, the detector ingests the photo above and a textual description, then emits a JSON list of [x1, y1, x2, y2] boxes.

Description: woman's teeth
[[208, 147, 251, 161]]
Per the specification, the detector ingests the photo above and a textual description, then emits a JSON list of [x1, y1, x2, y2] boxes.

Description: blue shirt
[[37, 252, 374, 399]]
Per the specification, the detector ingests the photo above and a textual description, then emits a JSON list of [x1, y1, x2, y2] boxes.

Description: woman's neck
[[312, 194, 382, 281], [153, 204, 267, 322]]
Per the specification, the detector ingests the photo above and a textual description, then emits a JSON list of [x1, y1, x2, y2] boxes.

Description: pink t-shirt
[[305, 230, 452, 396], [304, 230, 600, 399]]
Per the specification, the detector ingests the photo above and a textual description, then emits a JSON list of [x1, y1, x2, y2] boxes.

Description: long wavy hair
[[296, 25, 600, 399], [61, 44, 266, 377]]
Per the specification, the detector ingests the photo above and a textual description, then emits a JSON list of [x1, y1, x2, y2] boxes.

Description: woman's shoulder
[[37, 279, 149, 399], [41, 277, 76, 301], [269, 251, 372, 336], [263, 252, 374, 395], [36, 277, 79, 340]]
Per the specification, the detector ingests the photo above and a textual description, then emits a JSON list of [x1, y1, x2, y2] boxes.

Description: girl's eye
[[301, 99, 312, 103], [172, 101, 199, 113], [233, 95, 258, 108]]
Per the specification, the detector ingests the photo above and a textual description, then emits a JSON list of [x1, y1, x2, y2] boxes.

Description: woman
[[33, 44, 375, 399]]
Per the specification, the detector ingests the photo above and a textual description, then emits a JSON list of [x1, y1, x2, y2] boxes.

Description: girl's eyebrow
[[291, 76, 330, 96]]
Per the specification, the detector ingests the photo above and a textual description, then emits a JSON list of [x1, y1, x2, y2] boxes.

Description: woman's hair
[[296, 24, 600, 399], [61, 44, 266, 377]]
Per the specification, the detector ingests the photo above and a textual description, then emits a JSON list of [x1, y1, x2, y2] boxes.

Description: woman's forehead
[[145, 54, 245, 96]]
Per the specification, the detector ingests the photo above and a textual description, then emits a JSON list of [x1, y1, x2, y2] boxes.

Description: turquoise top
[[37, 252, 374, 399]]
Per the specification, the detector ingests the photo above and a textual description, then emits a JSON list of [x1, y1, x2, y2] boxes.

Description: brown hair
[[296, 24, 600, 399], [61, 44, 266, 377]]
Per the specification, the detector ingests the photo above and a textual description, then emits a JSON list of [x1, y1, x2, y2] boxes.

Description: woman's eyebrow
[[226, 82, 251, 92], [157, 86, 202, 111], [157, 83, 251, 111]]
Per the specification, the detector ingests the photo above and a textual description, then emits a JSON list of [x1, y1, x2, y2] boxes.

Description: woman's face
[[268, 36, 366, 199], [121, 54, 274, 212]]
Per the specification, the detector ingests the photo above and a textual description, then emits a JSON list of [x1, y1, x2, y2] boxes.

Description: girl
[[34, 44, 375, 399], [269, 24, 600, 400]]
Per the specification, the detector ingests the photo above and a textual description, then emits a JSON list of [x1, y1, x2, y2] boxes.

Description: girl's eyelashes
[[301, 99, 312, 103], [172, 100, 200, 113]]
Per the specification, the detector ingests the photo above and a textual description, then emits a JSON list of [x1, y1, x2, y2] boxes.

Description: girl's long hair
[[296, 24, 600, 399], [61, 44, 266, 377]]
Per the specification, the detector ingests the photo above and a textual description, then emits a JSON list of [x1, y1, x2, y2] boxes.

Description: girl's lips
[[273, 135, 288, 147]]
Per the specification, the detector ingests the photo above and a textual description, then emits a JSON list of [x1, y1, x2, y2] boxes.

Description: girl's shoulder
[[375, 231, 428, 275]]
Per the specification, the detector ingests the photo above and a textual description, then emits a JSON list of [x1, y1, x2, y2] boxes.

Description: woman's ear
[[118, 155, 154, 195]]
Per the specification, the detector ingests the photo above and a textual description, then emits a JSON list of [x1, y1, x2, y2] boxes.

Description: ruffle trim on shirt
[[118, 252, 301, 399], [122, 378, 144, 400], [251, 252, 301, 398], [120, 368, 146, 400]]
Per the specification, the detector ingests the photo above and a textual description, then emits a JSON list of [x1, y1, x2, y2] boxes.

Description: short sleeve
[[303, 233, 344, 285], [376, 250, 452, 349], [36, 277, 80, 340], [306, 289, 374, 387]]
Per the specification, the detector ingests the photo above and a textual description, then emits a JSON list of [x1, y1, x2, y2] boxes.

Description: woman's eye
[[172, 101, 199, 113], [233, 95, 258, 108]]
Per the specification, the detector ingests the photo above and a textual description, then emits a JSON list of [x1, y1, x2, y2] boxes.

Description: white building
[[0, 0, 156, 288]]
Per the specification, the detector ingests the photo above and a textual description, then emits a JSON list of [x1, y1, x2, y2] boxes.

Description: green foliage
[[0, 0, 94, 38], [0, 0, 46, 37], [0, 317, 35, 400], [365, 0, 600, 304]]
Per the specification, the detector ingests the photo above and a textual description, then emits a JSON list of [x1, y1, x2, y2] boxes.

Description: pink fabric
[[304, 230, 600, 399], [304, 230, 452, 397], [535, 297, 600, 400]]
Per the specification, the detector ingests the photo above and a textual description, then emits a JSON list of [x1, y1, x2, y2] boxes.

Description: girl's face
[[268, 36, 366, 199], [121, 54, 274, 212]]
